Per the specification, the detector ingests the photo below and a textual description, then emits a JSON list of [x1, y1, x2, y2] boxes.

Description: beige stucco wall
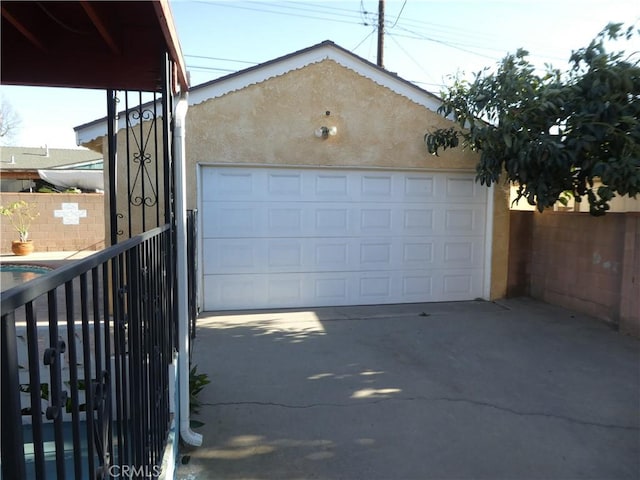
[[186, 60, 480, 209], [87, 59, 509, 299], [185, 59, 509, 299]]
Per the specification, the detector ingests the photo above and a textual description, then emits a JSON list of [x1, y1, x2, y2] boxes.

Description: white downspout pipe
[[174, 92, 203, 447]]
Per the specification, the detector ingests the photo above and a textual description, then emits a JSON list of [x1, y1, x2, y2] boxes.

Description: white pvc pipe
[[174, 92, 203, 447]]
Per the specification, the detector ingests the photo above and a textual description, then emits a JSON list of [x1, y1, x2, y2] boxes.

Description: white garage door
[[200, 166, 487, 310]]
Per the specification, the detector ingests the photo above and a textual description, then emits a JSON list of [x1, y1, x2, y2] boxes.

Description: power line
[[188, 65, 241, 74], [193, 1, 563, 64], [194, 0, 365, 26], [390, 27, 503, 61], [353, 26, 379, 52], [187, 0, 574, 81], [247, 0, 364, 22], [390, 0, 407, 29], [184, 54, 258, 65], [387, 33, 440, 87]]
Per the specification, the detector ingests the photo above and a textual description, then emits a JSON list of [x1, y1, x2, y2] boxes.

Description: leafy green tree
[[425, 23, 640, 215]]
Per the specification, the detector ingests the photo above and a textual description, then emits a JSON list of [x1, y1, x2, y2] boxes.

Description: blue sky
[[1, 0, 638, 149]]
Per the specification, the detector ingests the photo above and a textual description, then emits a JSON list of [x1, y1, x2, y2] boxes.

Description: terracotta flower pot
[[11, 240, 34, 256]]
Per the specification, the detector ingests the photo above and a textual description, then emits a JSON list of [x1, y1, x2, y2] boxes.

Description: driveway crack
[[204, 396, 639, 431], [413, 395, 640, 432], [203, 399, 390, 409]]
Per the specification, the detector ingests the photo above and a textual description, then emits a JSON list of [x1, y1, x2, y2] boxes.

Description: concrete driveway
[[177, 298, 640, 480]]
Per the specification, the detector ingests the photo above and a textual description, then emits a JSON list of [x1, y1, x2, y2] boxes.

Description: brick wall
[[0, 193, 105, 253], [508, 211, 639, 336]]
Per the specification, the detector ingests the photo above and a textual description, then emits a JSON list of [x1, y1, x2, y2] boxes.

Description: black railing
[[1, 225, 176, 480], [187, 209, 198, 343]]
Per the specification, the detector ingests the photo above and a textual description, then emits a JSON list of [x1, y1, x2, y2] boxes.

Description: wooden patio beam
[[1, 6, 47, 52], [79, 1, 120, 55]]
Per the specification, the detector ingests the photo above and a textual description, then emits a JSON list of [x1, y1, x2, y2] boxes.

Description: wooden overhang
[[1, 0, 188, 92]]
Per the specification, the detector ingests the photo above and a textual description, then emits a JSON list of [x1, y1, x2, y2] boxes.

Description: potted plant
[[0, 200, 39, 255]]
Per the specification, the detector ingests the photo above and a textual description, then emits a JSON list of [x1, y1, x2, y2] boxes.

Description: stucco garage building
[[77, 41, 510, 311]]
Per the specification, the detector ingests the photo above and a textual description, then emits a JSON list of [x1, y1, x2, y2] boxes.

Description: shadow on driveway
[[177, 298, 640, 480]]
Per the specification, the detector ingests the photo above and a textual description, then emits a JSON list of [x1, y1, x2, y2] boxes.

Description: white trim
[[483, 184, 495, 300], [189, 44, 441, 111], [76, 43, 442, 146], [196, 161, 476, 175], [75, 102, 165, 146], [196, 163, 205, 313]]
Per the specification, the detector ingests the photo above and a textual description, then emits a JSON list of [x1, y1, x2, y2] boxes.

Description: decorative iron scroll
[[127, 107, 158, 208], [115, 213, 124, 237], [109, 58, 172, 241]]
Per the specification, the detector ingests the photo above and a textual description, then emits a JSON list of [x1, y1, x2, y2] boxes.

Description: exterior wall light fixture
[[315, 126, 337, 139]]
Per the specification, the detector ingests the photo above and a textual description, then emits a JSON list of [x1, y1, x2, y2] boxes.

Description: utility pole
[[376, 0, 384, 67]]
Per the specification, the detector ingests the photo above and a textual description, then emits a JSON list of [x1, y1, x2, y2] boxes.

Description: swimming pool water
[[0, 264, 53, 291]]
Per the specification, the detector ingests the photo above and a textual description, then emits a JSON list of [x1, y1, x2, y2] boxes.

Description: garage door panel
[[445, 176, 478, 199], [203, 168, 486, 203], [443, 207, 486, 235], [203, 274, 268, 310], [267, 241, 302, 269], [402, 275, 433, 297], [204, 202, 485, 239], [314, 208, 350, 234], [267, 172, 303, 198], [402, 241, 434, 267], [361, 174, 393, 198], [314, 241, 351, 269], [404, 175, 436, 199], [314, 277, 349, 303], [359, 208, 393, 234], [207, 237, 457, 274], [268, 207, 303, 234], [201, 166, 487, 310], [268, 277, 303, 305], [202, 169, 255, 202], [359, 275, 392, 298], [315, 174, 350, 199], [444, 241, 475, 265], [202, 238, 263, 274], [402, 208, 435, 233], [202, 269, 485, 310], [359, 242, 393, 270], [441, 272, 484, 299]]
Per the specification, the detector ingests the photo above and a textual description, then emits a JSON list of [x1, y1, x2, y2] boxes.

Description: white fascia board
[[76, 120, 109, 146], [76, 44, 443, 145], [188, 45, 443, 112], [75, 102, 165, 146]]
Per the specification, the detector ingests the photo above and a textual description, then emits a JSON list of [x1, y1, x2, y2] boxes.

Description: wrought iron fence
[[1, 225, 176, 480], [187, 209, 199, 343]]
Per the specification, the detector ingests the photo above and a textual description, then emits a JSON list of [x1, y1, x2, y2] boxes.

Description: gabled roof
[[75, 40, 444, 146], [0, 146, 102, 171], [189, 40, 443, 110]]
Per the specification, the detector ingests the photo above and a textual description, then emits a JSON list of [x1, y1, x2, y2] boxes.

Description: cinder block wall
[[508, 211, 639, 336], [506, 211, 533, 297], [0, 193, 105, 254]]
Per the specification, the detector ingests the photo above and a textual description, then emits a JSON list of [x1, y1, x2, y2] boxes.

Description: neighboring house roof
[[0, 146, 102, 172], [75, 40, 444, 145]]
